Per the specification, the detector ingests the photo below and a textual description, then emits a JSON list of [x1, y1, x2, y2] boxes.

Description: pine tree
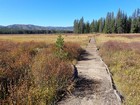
[[90, 20, 95, 33], [98, 18, 105, 33], [138, 16, 140, 33], [111, 12, 116, 33], [55, 35, 68, 59], [122, 14, 128, 33], [94, 21, 99, 32], [79, 17, 84, 33], [136, 8, 140, 33], [131, 18, 138, 33], [74, 20, 79, 33], [131, 8, 140, 33], [84, 22, 90, 33], [116, 9, 123, 33], [126, 17, 131, 33], [104, 12, 112, 33]]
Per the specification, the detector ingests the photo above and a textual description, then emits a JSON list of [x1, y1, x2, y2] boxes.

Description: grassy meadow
[[0, 34, 91, 47], [1, 33, 140, 105], [0, 34, 90, 105], [95, 34, 140, 105]]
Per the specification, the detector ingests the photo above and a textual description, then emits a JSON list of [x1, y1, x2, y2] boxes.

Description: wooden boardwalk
[[58, 38, 122, 105]]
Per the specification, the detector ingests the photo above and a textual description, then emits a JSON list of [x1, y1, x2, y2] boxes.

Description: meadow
[[0, 34, 90, 47], [0, 34, 90, 105], [95, 34, 140, 105], [1, 33, 140, 105]]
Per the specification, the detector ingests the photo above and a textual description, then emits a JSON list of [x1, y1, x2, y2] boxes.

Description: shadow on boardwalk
[[73, 76, 101, 98], [79, 50, 94, 61]]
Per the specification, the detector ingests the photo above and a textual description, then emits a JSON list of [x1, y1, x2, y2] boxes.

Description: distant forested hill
[[0, 24, 73, 34]]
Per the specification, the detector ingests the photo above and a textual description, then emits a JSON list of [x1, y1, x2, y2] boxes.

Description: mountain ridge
[[0, 24, 73, 31]]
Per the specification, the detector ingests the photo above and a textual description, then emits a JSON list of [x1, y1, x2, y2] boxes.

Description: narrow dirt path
[[58, 38, 122, 105]]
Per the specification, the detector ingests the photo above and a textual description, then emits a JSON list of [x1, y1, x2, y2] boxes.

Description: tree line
[[74, 8, 140, 34], [0, 29, 73, 34]]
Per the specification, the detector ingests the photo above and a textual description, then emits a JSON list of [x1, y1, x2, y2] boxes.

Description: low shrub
[[0, 41, 47, 103], [0, 38, 83, 104], [64, 42, 83, 60], [31, 51, 73, 104]]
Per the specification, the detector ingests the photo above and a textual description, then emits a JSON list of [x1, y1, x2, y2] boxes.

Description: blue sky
[[0, 0, 140, 26]]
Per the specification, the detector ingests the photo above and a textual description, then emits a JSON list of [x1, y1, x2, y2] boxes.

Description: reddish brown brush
[[101, 40, 140, 52], [106, 34, 140, 39], [120, 35, 140, 39], [100, 41, 131, 53], [129, 42, 140, 53], [64, 42, 83, 60], [0, 40, 83, 104], [0, 41, 47, 103]]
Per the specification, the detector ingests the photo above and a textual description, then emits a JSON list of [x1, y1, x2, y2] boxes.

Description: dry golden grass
[[0, 34, 92, 47], [95, 34, 140, 44]]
